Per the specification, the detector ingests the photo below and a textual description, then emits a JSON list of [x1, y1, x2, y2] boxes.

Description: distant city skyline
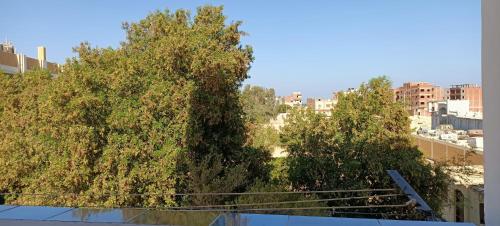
[[1, 0, 480, 98]]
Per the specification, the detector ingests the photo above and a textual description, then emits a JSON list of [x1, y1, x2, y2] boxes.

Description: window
[[455, 190, 465, 222], [480, 203, 485, 224]]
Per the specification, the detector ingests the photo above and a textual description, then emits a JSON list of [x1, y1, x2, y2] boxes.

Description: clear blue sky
[[0, 0, 480, 98]]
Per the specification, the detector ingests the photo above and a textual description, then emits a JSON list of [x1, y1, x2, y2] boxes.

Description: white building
[[307, 98, 337, 116], [428, 100, 470, 115], [430, 100, 483, 131]]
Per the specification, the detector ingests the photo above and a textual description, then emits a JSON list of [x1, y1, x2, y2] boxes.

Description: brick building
[[447, 84, 483, 113], [282, 91, 302, 107], [394, 82, 445, 116]]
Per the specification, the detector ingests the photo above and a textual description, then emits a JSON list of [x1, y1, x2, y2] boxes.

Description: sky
[[0, 0, 481, 98]]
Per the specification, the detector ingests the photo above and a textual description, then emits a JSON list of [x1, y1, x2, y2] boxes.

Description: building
[[394, 82, 445, 116], [306, 98, 337, 116], [409, 115, 432, 131], [333, 88, 356, 99], [282, 91, 302, 107], [314, 98, 336, 115], [306, 98, 315, 109], [428, 100, 470, 116], [414, 133, 485, 225], [429, 100, 483, 131], [442, 166, 484, 226], [413, 135, 484, 165], [447, 84, 483, 113], [0, 41, 60, 75]]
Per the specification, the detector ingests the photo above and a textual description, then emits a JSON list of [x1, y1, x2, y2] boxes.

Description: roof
[[211, 213, 475, 226], [446, 165, 484, 187], [0, 205, 476, 226]]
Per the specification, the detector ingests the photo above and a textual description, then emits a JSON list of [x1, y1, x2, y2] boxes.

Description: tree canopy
[[281, 77, 449, 215], [0, 6, 268, 207], [0, 6, 449, 219], [240, 84, 278, 124]]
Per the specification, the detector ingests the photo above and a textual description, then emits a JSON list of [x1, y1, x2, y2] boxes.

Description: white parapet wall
[[482, 0, 500, 225]]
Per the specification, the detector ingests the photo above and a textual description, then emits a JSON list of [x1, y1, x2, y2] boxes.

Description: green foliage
[[248, 125, 281, 150], [0, 7, 448, 219], [269, 157, 290, 185], [0, 6, 269, 207], [240, 85, 278, 124], [281, 76, 449, 216], [236, 180, 328, 216], [277, 104, 291, 113]]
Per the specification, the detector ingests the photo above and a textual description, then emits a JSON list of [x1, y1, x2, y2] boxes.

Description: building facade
[[447, 84, 483, 113], [394, 82, 446, 116], [282, 91, 302, 107], [0, 42, 60, 75], [306, 98, 336, 116], [429, 100, 483, 131], [442, 166, 485, 226]]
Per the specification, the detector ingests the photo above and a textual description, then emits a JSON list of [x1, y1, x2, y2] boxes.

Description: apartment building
[[282, 91, 302, 107], [394, 82, 445, 116], [0, 41, 60, 75], [306, 97, 337, 116], [447, 84, 483, 113]]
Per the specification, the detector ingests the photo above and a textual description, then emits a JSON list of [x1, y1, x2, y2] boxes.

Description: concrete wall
[[410, 115, 432, 130], [448, 115, 483, 131], [448, 100, 471, 115], [25, 57, 40, 71], [0, 51, 18, 67], [482, 0, 500, 224], [432, 114, 483, 130], [413, 135, 483, 165], [47, 62, 59, 74]]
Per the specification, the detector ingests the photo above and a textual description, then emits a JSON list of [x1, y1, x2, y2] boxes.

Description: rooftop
[[0, 206, 476, 226]]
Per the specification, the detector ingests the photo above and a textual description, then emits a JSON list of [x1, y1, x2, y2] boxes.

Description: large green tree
[[240, 85, 278, 124], [239, 85, 280, 156], [281, 77, 449, 216], [0, 6, 269, 207]]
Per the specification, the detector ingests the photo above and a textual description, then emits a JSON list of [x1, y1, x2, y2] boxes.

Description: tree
[[277, 104, 291, 113], [235, 180, 328, 216], [281, 76, 449, 218], [0, 6, 269, 207], [240, 85, 278, 124], [250, 125, 281, 151]]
